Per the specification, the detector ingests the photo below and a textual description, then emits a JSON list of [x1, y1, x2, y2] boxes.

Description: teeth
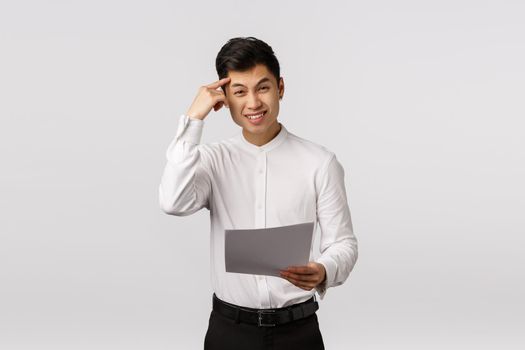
[[246, 112, 265, 119]]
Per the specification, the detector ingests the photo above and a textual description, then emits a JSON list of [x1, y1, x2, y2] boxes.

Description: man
[[159, 36, 358, 350]]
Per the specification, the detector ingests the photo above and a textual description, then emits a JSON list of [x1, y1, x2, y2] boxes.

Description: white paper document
[[224, 221, 316, 277]]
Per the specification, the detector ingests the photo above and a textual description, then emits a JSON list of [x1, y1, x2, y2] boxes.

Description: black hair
[[215, 36, 281, 94]]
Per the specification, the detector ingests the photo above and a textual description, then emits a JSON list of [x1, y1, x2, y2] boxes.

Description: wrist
[[317, 262, 327, 284]]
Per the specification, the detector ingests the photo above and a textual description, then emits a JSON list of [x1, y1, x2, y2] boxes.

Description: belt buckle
[[257, 309, 276, 327]]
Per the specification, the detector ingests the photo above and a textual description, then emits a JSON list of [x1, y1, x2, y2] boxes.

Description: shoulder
[[200, 133, 239, 154], [193, 134, 240, 168], [286, 130, 336, 167], [284, 131, 348, 187]]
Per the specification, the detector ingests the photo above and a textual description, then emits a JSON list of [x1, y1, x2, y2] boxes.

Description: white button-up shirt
[[159, 114, 358, 309]]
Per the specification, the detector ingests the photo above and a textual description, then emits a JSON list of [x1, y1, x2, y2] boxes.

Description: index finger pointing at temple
[[206, 77, 231, 89]]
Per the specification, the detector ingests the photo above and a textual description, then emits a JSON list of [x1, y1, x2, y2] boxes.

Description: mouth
[[244, 110, 267, 124]]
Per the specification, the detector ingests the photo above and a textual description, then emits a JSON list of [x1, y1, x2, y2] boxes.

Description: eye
[[260, 86, 269, 91], [234, 91, 244, 95]]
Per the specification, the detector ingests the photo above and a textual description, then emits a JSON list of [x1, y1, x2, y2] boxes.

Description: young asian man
[[158, 36, 358, 350]]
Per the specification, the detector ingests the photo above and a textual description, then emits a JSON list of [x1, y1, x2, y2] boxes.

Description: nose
[[246, 91, 262, 109]]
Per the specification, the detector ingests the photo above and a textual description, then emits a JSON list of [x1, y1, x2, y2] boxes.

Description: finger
[[285, 266, 315, 274], [281, 272, 318, 282], [210, 88, 227, 99], [206, 77, 231, 89], [283, 276, 314, 290], [282, 275, 310, 288]]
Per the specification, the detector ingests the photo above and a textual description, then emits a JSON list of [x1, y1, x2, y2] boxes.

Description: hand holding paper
[[224, 222, 315, 278], [280, 262, 326, 291]]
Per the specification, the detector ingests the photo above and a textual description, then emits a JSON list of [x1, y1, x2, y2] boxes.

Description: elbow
[[159, 193, 202, 217], [160, 203, 182, 216], [159, 199, 198, 216], [159, 183, 194, 216], [159, 198, 178, 215], [158, 192, 186, 216]]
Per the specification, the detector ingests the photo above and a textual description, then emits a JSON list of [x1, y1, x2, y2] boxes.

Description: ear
[[278, 77, 284, 100]]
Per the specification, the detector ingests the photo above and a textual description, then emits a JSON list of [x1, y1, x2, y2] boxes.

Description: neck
[[243, 121, 282, 147]]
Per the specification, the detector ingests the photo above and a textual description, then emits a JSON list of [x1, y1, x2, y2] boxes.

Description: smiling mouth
[[244, 111, 267, 120]]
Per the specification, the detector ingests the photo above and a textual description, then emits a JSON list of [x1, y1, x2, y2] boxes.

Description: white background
[[1, 0, 524, 349]]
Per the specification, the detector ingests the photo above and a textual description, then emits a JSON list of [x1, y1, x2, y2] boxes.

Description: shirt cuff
[[174, 114, 204, 145], [314, 256, 337, 300]]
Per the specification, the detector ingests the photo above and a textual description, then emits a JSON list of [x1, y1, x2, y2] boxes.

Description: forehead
[[228, 64, 275, 88]]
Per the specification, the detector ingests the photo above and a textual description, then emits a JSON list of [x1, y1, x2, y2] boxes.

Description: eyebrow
[[230, 77, 271, 88]]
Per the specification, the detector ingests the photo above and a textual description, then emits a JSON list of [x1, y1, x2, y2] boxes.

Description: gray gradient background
[[1, 0, 524, 349]]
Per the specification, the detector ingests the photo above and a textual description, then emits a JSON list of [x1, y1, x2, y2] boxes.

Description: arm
[[314, 153, 358, 299], [158, 114, 212, 216]]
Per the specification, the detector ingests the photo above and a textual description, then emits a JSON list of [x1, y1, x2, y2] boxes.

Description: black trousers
[[203, 301, 325, 350]]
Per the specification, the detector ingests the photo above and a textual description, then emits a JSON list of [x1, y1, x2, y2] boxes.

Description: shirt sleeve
[[158, 114, 213, 216], [314, 153, 358, 300]]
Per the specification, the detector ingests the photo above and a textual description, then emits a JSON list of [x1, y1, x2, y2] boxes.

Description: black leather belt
[[212, 293, 319, 327]]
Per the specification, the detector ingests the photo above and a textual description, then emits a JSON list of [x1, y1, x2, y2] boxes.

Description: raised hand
[[185, 77, 231, 120]]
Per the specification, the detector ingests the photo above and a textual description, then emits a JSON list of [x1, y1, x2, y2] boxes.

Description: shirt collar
[[238, 122, 288, 153]]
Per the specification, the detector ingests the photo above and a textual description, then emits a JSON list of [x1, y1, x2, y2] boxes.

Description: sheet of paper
[[224, 221, 315, 277]]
